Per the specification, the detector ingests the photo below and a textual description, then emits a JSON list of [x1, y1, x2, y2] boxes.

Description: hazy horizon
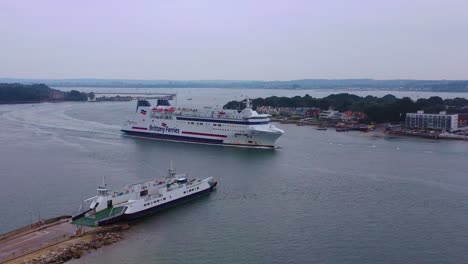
[[2, 77, 468, 82], [2, 0, 468, 80]]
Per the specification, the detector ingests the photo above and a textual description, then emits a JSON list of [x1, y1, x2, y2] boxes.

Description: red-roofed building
[[342, 111, 367, 121], [305, 108, 320, 118]]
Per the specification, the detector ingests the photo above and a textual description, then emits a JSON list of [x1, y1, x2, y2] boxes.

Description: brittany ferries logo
[[149, 124, 180, 134]]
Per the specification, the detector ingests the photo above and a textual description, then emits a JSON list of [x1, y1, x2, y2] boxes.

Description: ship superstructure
[[121, 96, 284, 148], [72, 165, 217, 226]]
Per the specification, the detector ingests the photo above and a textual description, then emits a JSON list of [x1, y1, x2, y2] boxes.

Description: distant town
[[224, 94, 468, 140]]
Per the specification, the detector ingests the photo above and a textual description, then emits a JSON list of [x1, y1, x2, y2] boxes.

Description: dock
[[0, 216, 76, 263], [0, 216, 125, 264]]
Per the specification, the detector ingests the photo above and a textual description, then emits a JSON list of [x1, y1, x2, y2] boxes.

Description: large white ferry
[[121, 96, 284, 148], [72, 165, 217, 226]]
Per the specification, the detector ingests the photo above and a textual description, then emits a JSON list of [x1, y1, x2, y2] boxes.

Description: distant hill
[[0, 78, 467, 92], [0, 83, 89, 104]]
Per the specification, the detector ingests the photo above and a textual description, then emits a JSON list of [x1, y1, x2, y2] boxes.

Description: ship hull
[[123, 187, 213, 221], [97, 187, 215, 226], [122, 98, 284, 148], [121, 129, 276, 148]]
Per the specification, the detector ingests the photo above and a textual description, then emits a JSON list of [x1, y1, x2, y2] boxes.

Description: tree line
[[0, 83, 89, 103], [223, 93, 468, 123]]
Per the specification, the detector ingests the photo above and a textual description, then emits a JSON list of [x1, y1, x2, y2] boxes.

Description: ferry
[[121, 95, 284, 148], [72, 165, 217, 227]]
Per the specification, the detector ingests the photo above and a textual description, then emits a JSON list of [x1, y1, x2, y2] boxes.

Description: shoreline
[[274, 120, 468, 141]]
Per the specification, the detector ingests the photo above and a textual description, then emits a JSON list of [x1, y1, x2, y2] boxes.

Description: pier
[[0, 216, 126, 263]]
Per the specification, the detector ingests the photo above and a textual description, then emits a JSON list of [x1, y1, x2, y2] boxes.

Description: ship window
[[197, 187, 199, 190], [163, 198, 166, 200], [184, 191, 186, 194]]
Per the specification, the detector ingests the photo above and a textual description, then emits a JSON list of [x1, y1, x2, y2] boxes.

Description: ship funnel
[[137, 99, 151, 107], [157, 99, 171, 106], [136, 99, 151, 112]]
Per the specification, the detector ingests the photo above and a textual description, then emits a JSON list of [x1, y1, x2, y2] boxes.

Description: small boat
[[316, 127, 327, 131]]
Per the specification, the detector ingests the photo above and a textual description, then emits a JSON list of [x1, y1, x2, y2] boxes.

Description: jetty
[[0, 216, 127, 264]]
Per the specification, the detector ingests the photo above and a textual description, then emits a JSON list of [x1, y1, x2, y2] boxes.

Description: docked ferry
[[72, 165, 217, 226], [121, 96, 284, 148]]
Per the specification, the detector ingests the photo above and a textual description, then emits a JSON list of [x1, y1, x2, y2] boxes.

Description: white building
[[319, 110, 342, 120], [405, 111, 458, 131]]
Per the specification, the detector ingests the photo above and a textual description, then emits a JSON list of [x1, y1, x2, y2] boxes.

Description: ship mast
[[167, 161, 176, 179], [244, 97, 252, 109]]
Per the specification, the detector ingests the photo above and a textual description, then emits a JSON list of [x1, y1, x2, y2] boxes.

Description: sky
[[1, 0, 467, 80]]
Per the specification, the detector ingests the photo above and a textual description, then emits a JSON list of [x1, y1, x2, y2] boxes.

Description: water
[[1, 89, 468, 264]]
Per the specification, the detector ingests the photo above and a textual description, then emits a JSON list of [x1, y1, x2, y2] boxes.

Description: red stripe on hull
[[181, 131, 227, 138], [132, 127, 148, 130]]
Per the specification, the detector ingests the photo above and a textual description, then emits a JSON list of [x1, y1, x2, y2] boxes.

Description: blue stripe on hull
[[123, 187, 213, 221], [121, 130, 224, 144]]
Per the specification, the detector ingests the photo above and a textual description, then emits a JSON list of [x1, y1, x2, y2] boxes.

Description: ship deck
[[72, 206, 126, 227]]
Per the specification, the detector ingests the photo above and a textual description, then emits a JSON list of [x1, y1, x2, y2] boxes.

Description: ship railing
[[175, 111, 271, 120], [173, 111, 245, 120]]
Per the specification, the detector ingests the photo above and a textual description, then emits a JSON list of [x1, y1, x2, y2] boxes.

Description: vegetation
[[224, 93, 468, 123], [0, 83, 89, 103], [0, 83, 52, 102], [64, 89, 88, 101]]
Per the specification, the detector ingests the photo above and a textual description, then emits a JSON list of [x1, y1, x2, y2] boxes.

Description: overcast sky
[[1, 0, 467, 80]]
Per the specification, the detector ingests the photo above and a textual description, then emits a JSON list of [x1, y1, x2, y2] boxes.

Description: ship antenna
[[102, 176, 106, 187]]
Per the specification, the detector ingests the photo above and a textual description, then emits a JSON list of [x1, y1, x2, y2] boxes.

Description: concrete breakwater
[[0, 216, 128, 264], [21, 232, 124, 264]]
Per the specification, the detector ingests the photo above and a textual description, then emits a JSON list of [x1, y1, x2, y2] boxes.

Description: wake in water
[[4, 103, 120, 134], [2, 103, 125, 149]]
